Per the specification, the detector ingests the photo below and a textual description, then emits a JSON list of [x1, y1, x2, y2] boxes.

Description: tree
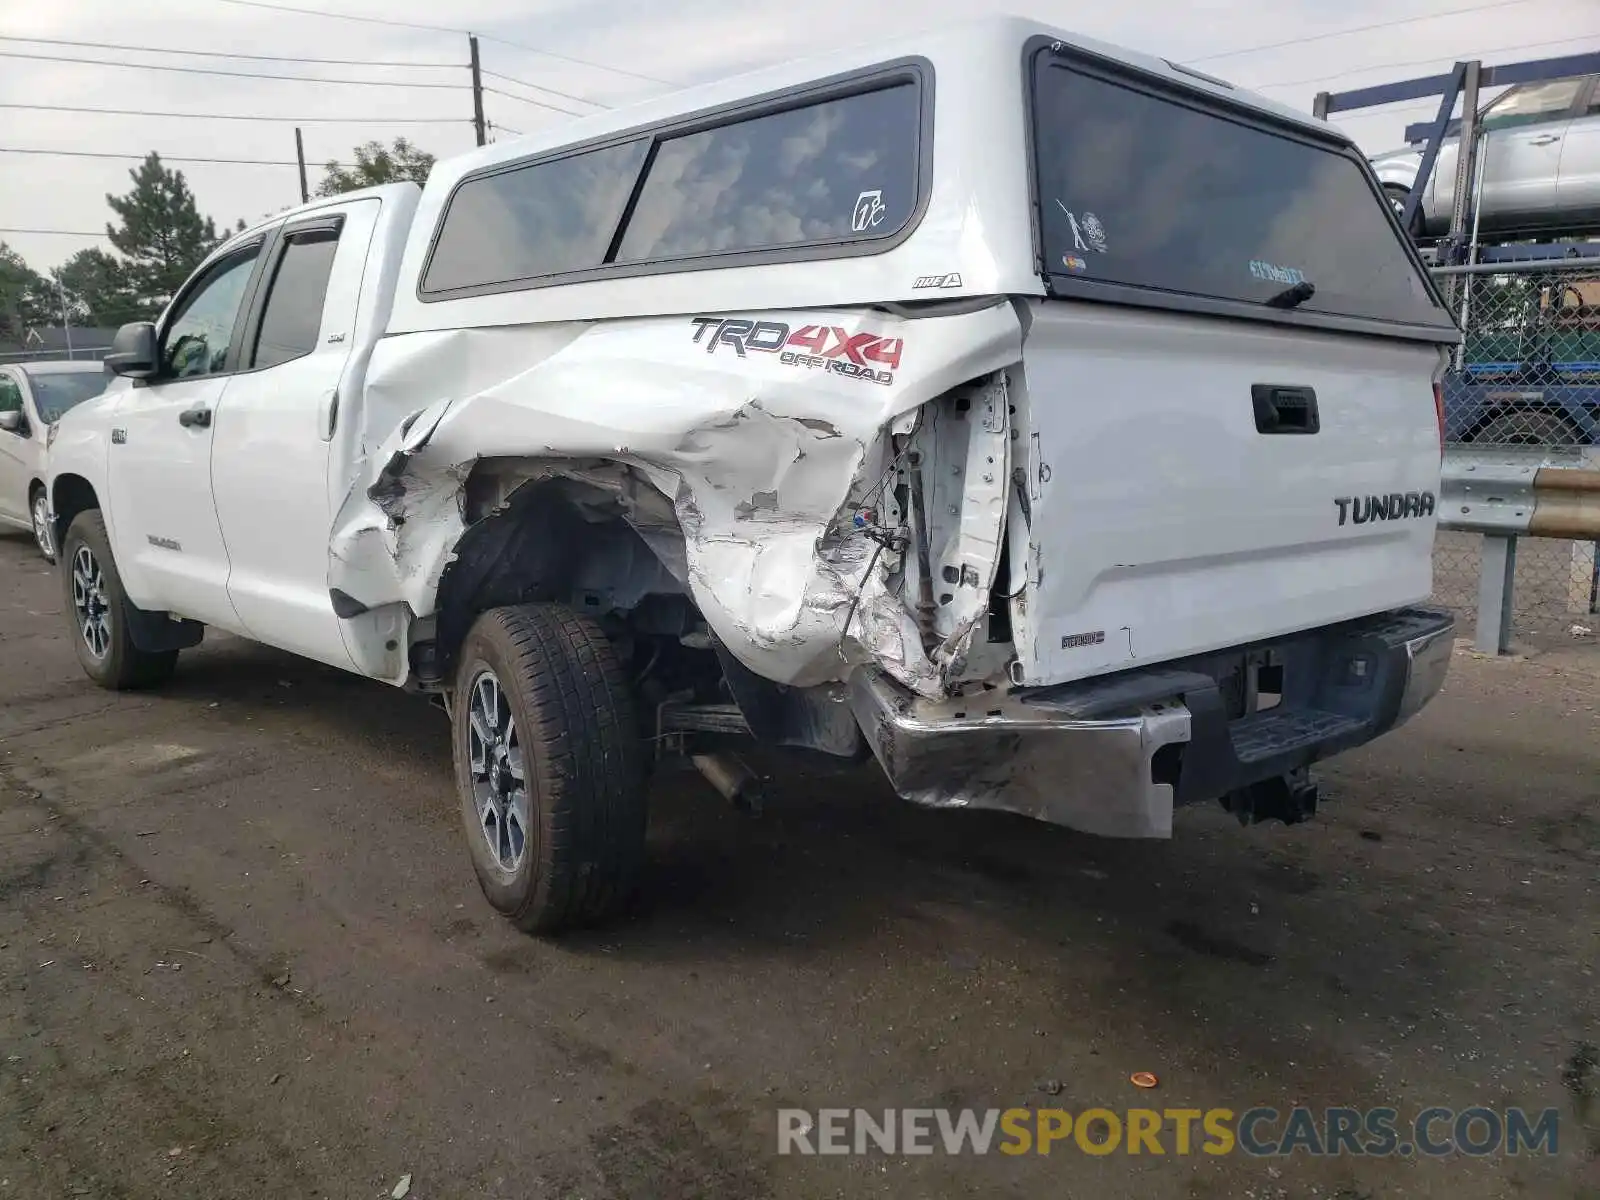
[[317, 138, 434, 197], [0, 243, 50, 343], [52, 248, 144, 329], [105, 153, 224, 318]]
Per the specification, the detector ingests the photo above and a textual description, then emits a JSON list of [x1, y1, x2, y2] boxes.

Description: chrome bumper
[[850, 607, 1456, 839]]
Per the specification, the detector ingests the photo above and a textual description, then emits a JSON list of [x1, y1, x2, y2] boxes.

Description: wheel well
[[429, 474, 690, 684], [1465, 404, 1585, 443], [27, 478, 45, 502], [51, 474, 99, 541]]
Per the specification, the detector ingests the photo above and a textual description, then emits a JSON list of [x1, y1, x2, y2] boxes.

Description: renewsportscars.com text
[[776, 1106, 1561, 1158]]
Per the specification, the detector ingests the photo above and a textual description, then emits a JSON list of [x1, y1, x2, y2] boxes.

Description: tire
[[59, 510, 179, 690], [1383, 185, 1424, 240], [1474, 410, 1583, 447], [451, 603, 647, 935], [29, 485, 54, 563]]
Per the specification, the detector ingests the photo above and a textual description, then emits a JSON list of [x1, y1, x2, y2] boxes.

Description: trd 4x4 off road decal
[[688, 316, 903, 386]]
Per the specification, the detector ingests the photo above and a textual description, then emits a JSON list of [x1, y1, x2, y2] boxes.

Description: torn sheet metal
[[328, 301, 1024, 696]]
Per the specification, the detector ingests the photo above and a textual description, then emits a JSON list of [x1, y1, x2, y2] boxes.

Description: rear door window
[[251, 230, 340, 369], [1031, 54, 1454, 335]]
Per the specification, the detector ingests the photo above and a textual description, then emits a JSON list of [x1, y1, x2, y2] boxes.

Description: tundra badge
[[1334, 491, 1436, 526]]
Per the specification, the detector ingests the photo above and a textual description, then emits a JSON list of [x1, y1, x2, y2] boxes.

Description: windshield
[[1031, 54, 1455, 336], [25, 369, 109, 423]]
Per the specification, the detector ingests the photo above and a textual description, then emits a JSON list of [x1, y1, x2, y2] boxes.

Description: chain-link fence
[[0, 346, 112, 364], [1432, 251, 1600, 645]]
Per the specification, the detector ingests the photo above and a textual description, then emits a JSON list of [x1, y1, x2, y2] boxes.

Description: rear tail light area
[[1431, 348, 1449, 459], [1432, 381, 1445, 458]]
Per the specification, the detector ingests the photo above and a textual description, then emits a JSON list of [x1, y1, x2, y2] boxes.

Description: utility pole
[[295, 127, 310, 203], [469, 35, 486, 147], [56, 279, 73, 359]]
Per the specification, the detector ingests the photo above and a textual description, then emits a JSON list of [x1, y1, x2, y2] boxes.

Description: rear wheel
[[451, 603, 647, 935], [60, 511, 178, 689], [29, 485, 54, 563]]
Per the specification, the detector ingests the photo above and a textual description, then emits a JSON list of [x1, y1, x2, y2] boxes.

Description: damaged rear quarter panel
[[329, 302, 1023, 692]]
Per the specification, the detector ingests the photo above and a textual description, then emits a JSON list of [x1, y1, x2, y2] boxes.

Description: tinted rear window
[[421, 73, 924, 297], [1032, 60, 1453, 331], [616, 84, 920, 261], [422, 140, 650, 294]]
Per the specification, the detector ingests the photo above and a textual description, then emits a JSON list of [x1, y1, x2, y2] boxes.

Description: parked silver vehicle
[[1369, 74, 1600, 238], [0, 361, 109, 561]]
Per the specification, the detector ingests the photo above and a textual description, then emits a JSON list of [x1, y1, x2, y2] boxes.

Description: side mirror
[[0, 410, 21, 434], [105, 322, 160, 379]]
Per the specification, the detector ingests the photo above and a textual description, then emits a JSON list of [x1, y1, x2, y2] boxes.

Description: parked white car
[[47, 16, 1458, 933], [0, 360, 109, 560], [1370, 74, 1600, 238]]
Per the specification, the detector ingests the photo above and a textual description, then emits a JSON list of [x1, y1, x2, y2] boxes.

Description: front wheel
[[30, 486, 54, 563], [1383, 185, 1425, 240], [60, 510, 178, 689], [451, 603, 647, 935]]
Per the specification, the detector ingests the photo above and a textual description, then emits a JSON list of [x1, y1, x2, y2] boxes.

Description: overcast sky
[[2, 0, 1596, 275]]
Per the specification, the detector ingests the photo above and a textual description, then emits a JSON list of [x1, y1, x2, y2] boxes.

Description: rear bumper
[[849, 607, 1455, 838]]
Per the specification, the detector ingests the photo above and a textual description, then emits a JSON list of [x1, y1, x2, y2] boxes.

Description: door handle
[[1528, 134, 1561, 145], [178, 406, 212, 429]]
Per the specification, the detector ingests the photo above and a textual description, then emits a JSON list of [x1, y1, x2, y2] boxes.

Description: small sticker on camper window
[[1249, 259, 1306, 286], [1081, 212, 1107, 253], [852, 189, 888, 233], [1062, 254, 1088, 272]]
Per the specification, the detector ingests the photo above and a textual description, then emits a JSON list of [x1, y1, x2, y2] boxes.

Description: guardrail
[[1439, 450, 1600, 652]]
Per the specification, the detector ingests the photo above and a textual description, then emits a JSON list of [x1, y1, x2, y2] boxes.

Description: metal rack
[[1313, 50, 1600, 265], [1316, 52, 1600, 650]]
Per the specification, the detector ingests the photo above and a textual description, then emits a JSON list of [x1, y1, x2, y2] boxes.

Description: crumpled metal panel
[[327, 302, 1024, 696]]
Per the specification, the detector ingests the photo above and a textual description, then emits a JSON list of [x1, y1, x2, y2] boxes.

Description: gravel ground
[[0, 529, 1596, 1199]]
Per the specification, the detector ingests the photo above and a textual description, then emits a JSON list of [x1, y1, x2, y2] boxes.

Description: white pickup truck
[[48, 16, 1460, 933]]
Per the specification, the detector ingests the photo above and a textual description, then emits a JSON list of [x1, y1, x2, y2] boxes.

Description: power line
[[481, 67, 609, 109], [1188, 0, 1538, 64], [0, 34, 460, 68], [0, 102, 462, 124], [488, 122, 524, 137], [210, 0, 680, 86], [0, 228, 106, 237], [2, 147, 357, 168], [0, 48, 466, 88], [1248, 32, 1600, 91], [481, 86, 587, 119]]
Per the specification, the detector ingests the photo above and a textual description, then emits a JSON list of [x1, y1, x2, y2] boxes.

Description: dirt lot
[[1, 529, 1597, 1200]]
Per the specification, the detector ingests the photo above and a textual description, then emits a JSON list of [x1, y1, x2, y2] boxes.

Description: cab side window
[[160, 248, 260, 380], [0, 375, 22, 427], [1479, 79, 1584, 132], [249, 229, 340, 370]]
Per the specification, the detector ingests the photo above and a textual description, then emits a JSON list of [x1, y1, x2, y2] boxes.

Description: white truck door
[[105, 241, 265, 627], [210, 198, 380, 670]]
